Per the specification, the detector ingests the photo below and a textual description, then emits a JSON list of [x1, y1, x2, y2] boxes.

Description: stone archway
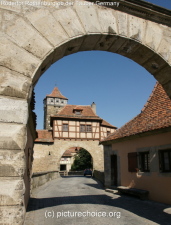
[[0, 0, 171, 223], [33, 140, 104, 173], [55, 140, 103, 172], [59, 145, 93, 172]]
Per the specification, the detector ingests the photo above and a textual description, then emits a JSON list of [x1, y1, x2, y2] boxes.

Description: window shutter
[[128, 152, 138, 172]]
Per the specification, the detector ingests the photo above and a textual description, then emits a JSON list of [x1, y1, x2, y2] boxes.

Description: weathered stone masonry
[[0, 0, 171, 224], [33, 140, 104, 172]]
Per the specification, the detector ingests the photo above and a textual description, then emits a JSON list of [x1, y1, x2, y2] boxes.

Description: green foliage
[[71, 148, 93, 171]]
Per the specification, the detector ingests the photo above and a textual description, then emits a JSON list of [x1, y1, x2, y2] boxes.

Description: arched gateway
[[0, 0, 171, 223]]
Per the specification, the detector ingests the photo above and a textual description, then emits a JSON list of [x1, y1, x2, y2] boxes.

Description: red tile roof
[[35, 130, 53, 143], [46, 87, 68, 100], [51, 105, 103, 120], [51, 105, 117, 128], [101, 82, 171, 144], [62, 147, 81, 157], [101, 119, 117, 129]]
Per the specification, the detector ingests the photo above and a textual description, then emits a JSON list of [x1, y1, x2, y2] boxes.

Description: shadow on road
[[60, 175, 85, 178], [26, 192, 171, 225], [61, 176, 104, 189], [84, 182, 104, 190]]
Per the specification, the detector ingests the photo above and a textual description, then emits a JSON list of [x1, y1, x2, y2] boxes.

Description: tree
[[71, 148, 92, 171]]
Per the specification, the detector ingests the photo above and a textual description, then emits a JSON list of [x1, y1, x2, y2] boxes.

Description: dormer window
[[75, 110, 81, 115], [73, 108, 83, 115]]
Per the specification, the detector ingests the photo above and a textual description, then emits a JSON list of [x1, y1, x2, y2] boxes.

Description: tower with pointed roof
[[43, 87, 68, 130]]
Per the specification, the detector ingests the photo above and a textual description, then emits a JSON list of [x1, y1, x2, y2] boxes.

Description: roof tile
[[62, 147, 81, 156], [51, 105, 102, 120], [101, 82, 171, 143], [35, 130, 53, 143], [46, 87, 68, 100], [101, 119, 117, 128], [51, 105, 117, 128]]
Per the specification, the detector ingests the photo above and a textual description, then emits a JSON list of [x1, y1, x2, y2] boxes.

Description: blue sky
[[34, 0, 171, 130], [144, 0, 171, 9]]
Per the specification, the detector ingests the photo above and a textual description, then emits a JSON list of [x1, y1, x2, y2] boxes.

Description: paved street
[[24, 176, 171, 225]]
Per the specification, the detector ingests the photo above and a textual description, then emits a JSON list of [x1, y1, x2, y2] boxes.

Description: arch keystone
[[74, 4, 102, 34], [97, 8, 118, 34]]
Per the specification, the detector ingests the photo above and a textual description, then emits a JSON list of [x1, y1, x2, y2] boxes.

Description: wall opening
[[111, 154, 118, 186], [34, 51, 156, 132]]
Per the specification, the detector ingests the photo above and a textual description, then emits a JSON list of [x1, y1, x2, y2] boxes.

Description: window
[[80, 124, 86, 132], [73, 109, 82, 115], [75, 111, 81, 115], [107, 131, 111, 136], [159, 149, 171, 172], [139, 151, 150, 172], [86, 125, 92, 132], [128, 152, 138, 172], [80, 124, 92, 132], [62, 124, 68, 132]]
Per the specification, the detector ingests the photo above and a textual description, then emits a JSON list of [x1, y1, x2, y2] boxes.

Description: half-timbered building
[[33, 87, 117, 182], [51, 103, 116, 141]]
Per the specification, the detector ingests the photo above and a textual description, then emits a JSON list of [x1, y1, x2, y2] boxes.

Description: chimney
[[91, 102, 96, 114]]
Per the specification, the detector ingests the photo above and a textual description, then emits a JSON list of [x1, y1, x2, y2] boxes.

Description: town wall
[[33, 139, 104, 173]]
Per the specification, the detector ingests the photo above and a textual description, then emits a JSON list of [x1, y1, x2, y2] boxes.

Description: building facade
[[101, 83, 171, 204], [33, 87, 117, 177], [60, 147, 80, 172]]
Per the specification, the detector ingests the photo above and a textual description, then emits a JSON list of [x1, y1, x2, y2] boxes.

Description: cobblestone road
[[24, 176, 171, 225]]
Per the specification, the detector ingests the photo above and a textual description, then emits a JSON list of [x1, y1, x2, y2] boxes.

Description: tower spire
[[43, 87, 68, 130]]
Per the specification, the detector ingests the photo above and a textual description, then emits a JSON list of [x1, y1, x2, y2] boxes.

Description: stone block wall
[[31, 171, 60, 190], [0, 123, 36, 224], [93, 170, 105, 185]]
